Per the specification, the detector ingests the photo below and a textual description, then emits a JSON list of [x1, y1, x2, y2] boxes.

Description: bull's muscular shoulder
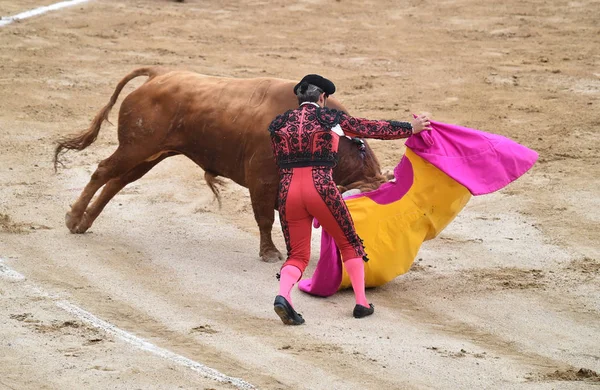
[[316, 107, 344, 128], [268, 110, 293, 133]]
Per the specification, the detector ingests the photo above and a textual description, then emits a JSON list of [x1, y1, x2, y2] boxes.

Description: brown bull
[[54, 67, 387, 262]]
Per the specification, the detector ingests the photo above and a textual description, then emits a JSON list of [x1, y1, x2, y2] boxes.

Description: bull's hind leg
[[70, 152, 177, 233], [248, 180, 284, 263], [66, 147, 159, 233]]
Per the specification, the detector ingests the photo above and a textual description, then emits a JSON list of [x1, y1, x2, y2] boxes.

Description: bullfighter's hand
[[411, 114, 432, 134]]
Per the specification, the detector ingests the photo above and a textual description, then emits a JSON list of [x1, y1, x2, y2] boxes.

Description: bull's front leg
[[248, 181, 283, 263]]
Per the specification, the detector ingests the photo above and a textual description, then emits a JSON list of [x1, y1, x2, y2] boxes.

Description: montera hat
[[293, 74, 336, 96]]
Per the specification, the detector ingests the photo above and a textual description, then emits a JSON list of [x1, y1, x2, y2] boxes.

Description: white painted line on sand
[[0, 258, 255, 389], [0, 0, 91, 27], [57, 301, 256, 389], [0, 259, 26, 281]]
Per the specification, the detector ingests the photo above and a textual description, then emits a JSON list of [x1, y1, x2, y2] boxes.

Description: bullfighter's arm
[[338, 113, 413, 140]]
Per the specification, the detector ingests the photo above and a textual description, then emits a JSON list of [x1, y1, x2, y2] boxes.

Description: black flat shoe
[[274, 295, 305, 325], [353, 303, 375, 318]]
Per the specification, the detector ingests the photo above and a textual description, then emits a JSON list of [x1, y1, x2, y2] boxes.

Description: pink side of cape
[[405, 120, 539, 195]]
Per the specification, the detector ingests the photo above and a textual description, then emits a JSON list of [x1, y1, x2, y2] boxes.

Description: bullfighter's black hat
[[293, 74, 336, 96]]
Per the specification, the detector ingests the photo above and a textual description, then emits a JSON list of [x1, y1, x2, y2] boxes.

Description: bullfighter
[[269, 74, 431, 325]]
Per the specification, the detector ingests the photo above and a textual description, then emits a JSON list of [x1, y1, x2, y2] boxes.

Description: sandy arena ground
[[0, 0, 599, 389]]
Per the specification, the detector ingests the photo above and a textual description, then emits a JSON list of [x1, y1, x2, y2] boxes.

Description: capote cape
[[298, 120, 539, 296]]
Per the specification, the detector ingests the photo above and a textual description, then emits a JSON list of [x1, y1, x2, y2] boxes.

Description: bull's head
[[333, 136, 391, 193]]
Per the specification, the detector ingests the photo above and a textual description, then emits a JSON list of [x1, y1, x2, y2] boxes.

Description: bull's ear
[[337, 185, 347, 193]]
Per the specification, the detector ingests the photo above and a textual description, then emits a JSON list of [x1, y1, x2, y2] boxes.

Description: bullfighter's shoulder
[[268, 110, 293, 133], [316, 107, 344, 128]]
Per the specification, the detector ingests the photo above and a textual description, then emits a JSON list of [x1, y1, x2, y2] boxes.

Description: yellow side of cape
[[340, 149, 471, 289]]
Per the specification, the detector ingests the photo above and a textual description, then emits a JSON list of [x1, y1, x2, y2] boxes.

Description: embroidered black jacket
[[269, 104, 412, 168]]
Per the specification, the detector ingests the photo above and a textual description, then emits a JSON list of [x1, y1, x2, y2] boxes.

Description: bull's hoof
[[260, 249, 283, 263], [65, 211, 80, 233], [74, 212, 92, 233], [66, 211, 91, 234]]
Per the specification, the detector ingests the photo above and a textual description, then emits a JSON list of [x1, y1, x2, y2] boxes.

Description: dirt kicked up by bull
[[53, 67, 388, 262]]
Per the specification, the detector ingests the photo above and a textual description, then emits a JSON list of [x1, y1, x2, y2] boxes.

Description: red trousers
[[277, 167, 366, 273]]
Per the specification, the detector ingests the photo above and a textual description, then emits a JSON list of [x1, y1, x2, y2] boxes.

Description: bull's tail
[[53, 67, 166, 170]]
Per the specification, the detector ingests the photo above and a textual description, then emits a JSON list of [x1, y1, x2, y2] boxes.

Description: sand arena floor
[[0, 0, 599, 389]]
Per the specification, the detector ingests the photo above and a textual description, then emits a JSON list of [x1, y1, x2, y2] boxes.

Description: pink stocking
[[344, 257, 369, 307], [278, 265, 302, 307]]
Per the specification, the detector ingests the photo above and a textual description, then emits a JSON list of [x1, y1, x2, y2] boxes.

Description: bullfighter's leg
[[66, 147, 158, 233], [70, 153, 176, 233], [307, 169, 373, 317], [248, 180, 283, 263]]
